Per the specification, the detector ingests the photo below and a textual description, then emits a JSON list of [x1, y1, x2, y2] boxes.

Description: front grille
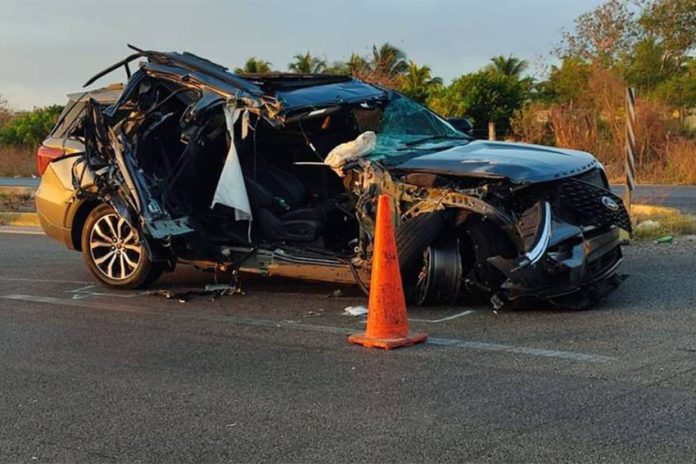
[[556, 178, 632, 232]]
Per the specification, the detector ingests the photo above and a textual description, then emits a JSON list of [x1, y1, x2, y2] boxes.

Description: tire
[[81, 204, 164, 289], [395, 211, 446, 302]]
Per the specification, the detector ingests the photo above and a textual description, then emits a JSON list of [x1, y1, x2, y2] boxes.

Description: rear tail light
[[36, 145, 65, 176]]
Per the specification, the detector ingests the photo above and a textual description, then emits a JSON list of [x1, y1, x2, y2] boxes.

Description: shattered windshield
[[352, 93, 468, 161]]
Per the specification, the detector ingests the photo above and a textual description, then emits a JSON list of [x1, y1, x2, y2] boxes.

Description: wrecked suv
[[35, 46, 631, 309]]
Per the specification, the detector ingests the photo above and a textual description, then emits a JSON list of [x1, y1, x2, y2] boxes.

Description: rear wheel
[[81, 204, 164, 289]]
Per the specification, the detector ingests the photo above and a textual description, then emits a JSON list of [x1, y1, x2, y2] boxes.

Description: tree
[[623, 0, 696, 91], [0, 94, 11, 128], [556, 0, 637, 65], [325, 53, 372, 76], [639, 0, 696, 72], [347, 53, 370, 75], [429, 71, 525, 135], [487, 55, 528, 78], [371, 43, 408, 77], [655, 58, 696, 119], [234, 58, 273, 74], [624, 37, 672, 90], [346, 43, 409, 88], [544, 57, 593, 104], [288, 52, 327, 73], [0, 105, 63, 148], [399, 61, 442, 104]]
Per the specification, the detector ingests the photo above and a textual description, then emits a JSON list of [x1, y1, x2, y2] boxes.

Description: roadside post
[[624, 87, 636, 213], [488, 122, 496, 141]]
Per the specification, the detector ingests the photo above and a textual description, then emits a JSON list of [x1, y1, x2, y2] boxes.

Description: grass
[[631, 204, 696, 241], [0, 191, 35, 212], [0, 145, 36, 177]]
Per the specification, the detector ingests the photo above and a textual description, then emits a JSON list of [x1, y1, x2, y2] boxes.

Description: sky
[[0, 0, 604, 110]]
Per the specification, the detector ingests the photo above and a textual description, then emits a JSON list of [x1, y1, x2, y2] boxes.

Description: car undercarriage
[[37, 46, 632, 309]]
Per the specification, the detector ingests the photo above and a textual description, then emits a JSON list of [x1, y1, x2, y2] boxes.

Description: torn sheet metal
[[211, 104, 253, 222]]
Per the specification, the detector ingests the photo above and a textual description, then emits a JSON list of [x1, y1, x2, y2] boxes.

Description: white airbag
[[324, 131, 376, 176], [211, 105, 253, 222]]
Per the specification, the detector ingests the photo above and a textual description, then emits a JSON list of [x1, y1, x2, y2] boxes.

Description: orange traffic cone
[[348, 195, 428, 350]]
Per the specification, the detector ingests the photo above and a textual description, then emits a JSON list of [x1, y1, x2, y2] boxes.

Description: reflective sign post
[[624, 87, 636, 214]]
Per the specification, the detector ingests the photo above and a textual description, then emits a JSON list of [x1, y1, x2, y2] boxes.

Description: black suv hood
[[393, 140, 600, 183]]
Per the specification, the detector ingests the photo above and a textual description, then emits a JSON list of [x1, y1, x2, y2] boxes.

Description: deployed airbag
[[324, 131, 376, 176], [211, 105, 253, 222]]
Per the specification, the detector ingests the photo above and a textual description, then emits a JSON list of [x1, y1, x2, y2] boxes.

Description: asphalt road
[[0, 177, 39, 188], [2, 230, 696, 462], [611, 184, 696, 213]]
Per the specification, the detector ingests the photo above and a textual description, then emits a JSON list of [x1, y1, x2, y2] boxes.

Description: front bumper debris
[[489, 222, 623, 305]]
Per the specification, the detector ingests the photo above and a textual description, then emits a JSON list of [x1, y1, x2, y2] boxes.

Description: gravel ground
[[0, 192, 35, 212]]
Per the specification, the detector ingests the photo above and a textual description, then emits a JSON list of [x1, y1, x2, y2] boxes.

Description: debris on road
[[655, 235, 673, 244], [304, 308, 325, 318], [204, 283, 244, 296], [148, 282, 243, 303], [343, 305, 368, 316], [148, 289, 192, 303]]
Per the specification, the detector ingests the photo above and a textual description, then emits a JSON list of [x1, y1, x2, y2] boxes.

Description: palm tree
[[399, 61, 443, 103], [288, 52, 327, 73], [371, 43, 408, 77], [324, 61, 348, 75], [488, 55, 528, 78], [347, 53, 370, 75], [234, 57, 273, 74], [325, 53, 372, 76]]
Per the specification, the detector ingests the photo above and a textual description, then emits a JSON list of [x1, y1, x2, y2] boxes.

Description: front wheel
[[395, 211, 446, 304], [81, 204, 164, 289]]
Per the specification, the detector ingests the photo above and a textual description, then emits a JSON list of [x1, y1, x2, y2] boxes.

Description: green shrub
[[0, 105, 63, 149]]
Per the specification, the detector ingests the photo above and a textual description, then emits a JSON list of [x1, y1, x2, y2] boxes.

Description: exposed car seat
[[244, 166, 307, 212], [243, 163, 335, 242]]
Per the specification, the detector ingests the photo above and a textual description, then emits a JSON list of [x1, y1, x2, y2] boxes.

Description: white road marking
[[410, 310, 474, 323], [66, 285, 141, 300], [427, 337, 615, 363], [1, 293, 616, 363], [0, 276, 93, 285]]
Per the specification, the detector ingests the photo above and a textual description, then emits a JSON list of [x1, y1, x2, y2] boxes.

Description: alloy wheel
[[89, 213, 143, 280]]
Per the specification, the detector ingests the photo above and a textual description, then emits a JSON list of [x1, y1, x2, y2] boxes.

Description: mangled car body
[[35, 46, 631, 308]]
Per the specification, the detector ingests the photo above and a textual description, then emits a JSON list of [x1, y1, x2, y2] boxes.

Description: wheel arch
[[69, 199, 102, 251], [456, 212, 519, 292], [401, 208, 520, 305]]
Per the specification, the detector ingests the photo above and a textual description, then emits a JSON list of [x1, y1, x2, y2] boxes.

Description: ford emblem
[[601, 196, 619, 211]]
